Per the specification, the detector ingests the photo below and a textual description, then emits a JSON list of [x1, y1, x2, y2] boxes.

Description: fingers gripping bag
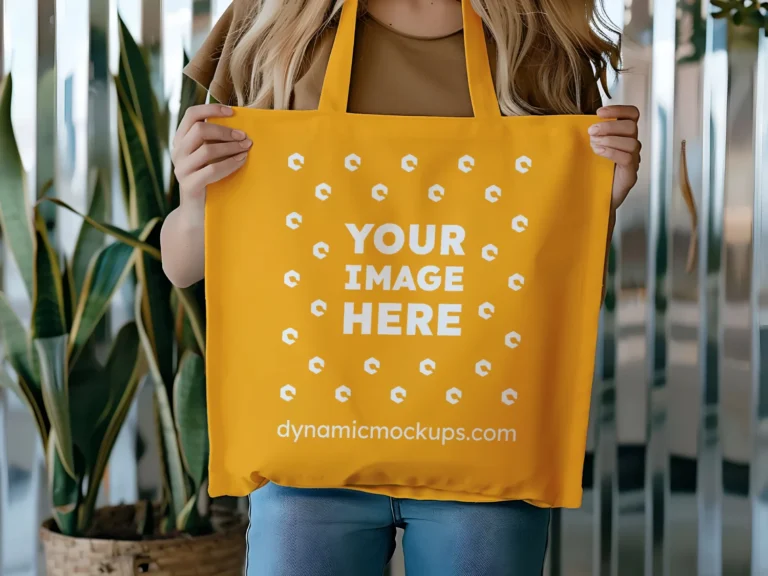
[[205, 0, 614, 507]]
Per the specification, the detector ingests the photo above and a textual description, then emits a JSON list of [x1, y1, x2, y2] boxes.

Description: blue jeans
[[246, 483, 550, 575]]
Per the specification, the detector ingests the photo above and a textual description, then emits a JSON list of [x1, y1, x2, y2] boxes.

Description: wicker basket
[[40, 504, 246, 575]]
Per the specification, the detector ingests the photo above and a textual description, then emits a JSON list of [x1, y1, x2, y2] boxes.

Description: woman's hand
[[588, 105, 641, 211], [161, 104, 251, 288], [171, 104, 252, 213]]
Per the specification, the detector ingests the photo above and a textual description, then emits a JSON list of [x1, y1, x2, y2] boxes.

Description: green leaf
[[747, 11, 767, 27], [179, 311, 200, 355], [46, 430, 81, 536], [0, 294, 47, 444], [177, 494, 208, 534], [178, 52, 207, 124], [35, 335, 76, 478], [153, 401, 175, 528], [167, 168, 181, 215], [134, 288, 164, 393], [173, 351, 207, 488], [78, 322, 144, 531], [32, 211, 66, 339], [36, 70, 56, 208], [0, 364, 23, 401], [175, 286, 206, 358], [68, 217, 156, 366], [135, 288, 190, 522], [116, 80, 166, 226], [61, 259, 76, 332], [157, 98, 171, 150], [68, 242, 135, 365], [0, 364, 42, 443], [72, 171, 107, 294], [174, 283, 205, 357], [0, 292, 36, 387], [41, 197, 162, 260], [118, 136, 131, 217], [155, 381, 191, 527], [0, 75, 35, 299], [733, 10, 744, 24], [118, 17, 165, 217], [177, 495, 197, 530], [135, 224, 175, 388], [68, 364, 108, 470], [135, 499, 155, 537], [38, 178, 54, 201]]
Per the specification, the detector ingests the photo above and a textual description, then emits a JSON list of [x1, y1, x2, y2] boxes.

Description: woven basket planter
[[40, 504, 246, 575]]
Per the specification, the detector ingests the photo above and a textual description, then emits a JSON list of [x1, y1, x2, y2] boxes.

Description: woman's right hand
[[161, 104, 251, 288], [171, 104, 252, 217]]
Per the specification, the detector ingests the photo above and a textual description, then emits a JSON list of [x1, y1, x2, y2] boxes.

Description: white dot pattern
[[282, 151, 529, 405]]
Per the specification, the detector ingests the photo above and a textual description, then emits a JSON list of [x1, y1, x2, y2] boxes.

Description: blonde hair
[[229, 0, 621, 115]]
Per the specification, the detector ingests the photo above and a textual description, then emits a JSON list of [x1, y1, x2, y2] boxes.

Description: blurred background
[[0, 0, 766, 575]]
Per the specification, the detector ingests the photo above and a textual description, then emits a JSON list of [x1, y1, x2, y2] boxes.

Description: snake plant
[[48, 19, 211, 535], [0, 75, 150, 536], [712, 0, 768, 28]]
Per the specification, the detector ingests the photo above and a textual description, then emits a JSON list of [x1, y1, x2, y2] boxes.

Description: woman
[[162, 0, 641, 574]]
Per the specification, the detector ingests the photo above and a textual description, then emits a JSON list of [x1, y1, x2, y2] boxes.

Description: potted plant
[[0, 38, 245, 576], [0, 73, 143, 559], [33, 18, 247, 575]]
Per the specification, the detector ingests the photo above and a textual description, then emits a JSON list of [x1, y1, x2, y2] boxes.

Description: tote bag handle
[[318, 0, 501, 119]]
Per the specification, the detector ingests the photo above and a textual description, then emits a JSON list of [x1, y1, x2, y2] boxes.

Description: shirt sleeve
[[183, 2, 239, 105]]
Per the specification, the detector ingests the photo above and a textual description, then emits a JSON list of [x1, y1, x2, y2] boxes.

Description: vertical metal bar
[[212, 0, 231, 23], [717, 22, 756, 576], [54, 0, 88, 256], [163, 0, 192, 130], [751, 28, 768, 576], [118, 0, 142, 42], [668, 9, 697, 575], [592, 11, 623, 575], [34, 3, 57, 574], [142, 0, 163, 103], [697, 8, 727, 575], [0, 3, 7, 571], [37, 0, 56, 202], [2, 2, 44, 574], [87, 0, 115, 241], [0, 0, 4, 72], [94, 0, 140, 508], [89, 0, 116, 196], [610, 1, 654, 574], [143, 0, 172, 198], [3, 0, 34, 317], [0, 398, 5, 576], [111, 0, 134, 331], [646, 0, 677, 574], [596, 256, 619, 576], [191, 0, 211, 55], [115, 0, 138, 235]]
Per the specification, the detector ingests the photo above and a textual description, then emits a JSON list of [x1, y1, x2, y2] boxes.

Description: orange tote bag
[[205, 0, 614, 508]]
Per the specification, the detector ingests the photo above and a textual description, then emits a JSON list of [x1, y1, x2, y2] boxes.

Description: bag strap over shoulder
[[318, 0, 501, 119]]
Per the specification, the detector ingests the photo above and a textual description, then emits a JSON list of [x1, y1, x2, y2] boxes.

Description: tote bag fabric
[[205, 0, 614, 508]]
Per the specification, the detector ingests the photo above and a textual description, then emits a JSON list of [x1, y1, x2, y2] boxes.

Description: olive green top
[[184, 1, 601, 115]]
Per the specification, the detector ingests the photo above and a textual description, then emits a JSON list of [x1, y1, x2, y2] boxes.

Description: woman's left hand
[[589, 105, 641, 211]]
